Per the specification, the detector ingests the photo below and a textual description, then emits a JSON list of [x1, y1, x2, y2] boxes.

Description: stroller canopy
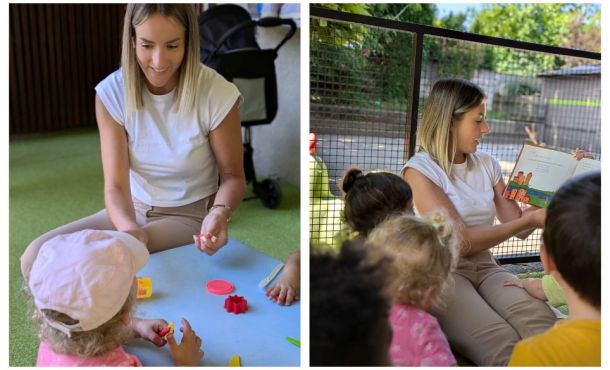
[[198, 4, 296, 126], [199, 4, 260, 70]]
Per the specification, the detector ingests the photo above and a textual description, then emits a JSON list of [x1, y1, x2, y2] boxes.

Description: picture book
[[503, 143, 601, 207]]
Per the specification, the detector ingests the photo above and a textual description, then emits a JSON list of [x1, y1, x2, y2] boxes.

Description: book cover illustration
[[503, 143, 600, 208]]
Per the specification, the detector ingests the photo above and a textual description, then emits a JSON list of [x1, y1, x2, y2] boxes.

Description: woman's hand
[[166, 318, 204, 366], [195, 208, 230, 255], [130, 317, 168, 346], [572, 148, 593, 160], [522, 206, 546, 228]]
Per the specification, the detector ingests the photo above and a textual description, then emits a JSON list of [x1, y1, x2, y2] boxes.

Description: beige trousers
[[433, 250, 557, 366], [20, 196, 214, 280]]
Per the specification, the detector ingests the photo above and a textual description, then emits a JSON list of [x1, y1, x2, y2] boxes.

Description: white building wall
[[249, 26, 301, 187]]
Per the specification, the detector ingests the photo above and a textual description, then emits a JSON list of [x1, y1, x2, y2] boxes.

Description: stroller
[[199, 4, 297, 209]]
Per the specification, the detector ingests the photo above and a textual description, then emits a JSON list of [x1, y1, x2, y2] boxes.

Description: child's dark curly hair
[[310, 239, 392, 366]]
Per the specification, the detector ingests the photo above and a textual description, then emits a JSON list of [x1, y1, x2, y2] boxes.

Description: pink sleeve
[[116, 355, 143, 367], [390, 306, 456, 367], [418, 318, 456, 367], [112, 348, 143, 367], [389, 306, 414, 365], [36, 342, 143, 366]]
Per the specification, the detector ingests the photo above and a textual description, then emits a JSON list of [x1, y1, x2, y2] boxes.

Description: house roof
[[538, 63, 601, 77]]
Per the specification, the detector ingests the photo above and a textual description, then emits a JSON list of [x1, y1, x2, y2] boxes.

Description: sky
[[435, 3, 484, 17]]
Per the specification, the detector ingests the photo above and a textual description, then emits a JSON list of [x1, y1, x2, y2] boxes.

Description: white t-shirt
[[95, 64, 242, 207], [402, 151, 502, 228]]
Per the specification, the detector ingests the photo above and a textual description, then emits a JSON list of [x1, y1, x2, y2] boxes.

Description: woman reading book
[[402, 78, 556, 366]]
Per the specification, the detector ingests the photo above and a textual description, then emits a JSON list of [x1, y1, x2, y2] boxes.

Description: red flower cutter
[[224, 295, 248, 314]]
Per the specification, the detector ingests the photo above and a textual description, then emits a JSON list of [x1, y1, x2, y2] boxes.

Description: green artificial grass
[[9, 128, 299, 366], [516, 271, 546, 279]]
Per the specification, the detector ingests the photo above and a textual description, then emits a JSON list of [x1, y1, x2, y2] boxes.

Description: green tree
[[363, 4, 436, 108], [368, 3, 435, 24], [326, 4, 439, 108], [310, 4, 371, 46], [310, 4, 438, 108], [470, 4, 572, 75], [310, 4, 373, 106], [311, 3, 600, 108], [562, 4, 600, 57], [433, 11, 467, 32]]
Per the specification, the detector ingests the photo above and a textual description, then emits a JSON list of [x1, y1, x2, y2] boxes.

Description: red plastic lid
[[206, 279, 234, 295]]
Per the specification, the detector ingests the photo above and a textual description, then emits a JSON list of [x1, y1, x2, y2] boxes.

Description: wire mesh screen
[[310, 12, 601, 261], [310, 18, 413, 250], [421, 36, 601, 259]]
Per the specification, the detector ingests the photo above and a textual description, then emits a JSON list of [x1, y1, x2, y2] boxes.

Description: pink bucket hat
[[28, 229, 149, 336]]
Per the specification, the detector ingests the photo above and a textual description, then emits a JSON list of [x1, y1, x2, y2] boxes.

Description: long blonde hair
[[365, 212, 459, 311], [417, 78, 486, 175], [121, 4, 201, 118], [29, 286, 136, 357]]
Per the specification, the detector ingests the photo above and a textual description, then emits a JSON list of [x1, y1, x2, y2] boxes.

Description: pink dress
[[389, 304, 456, 366], [37, 341, 142, 366]]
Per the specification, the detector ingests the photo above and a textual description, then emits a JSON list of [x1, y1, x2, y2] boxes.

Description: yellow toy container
[[136, 277, 152, 299]]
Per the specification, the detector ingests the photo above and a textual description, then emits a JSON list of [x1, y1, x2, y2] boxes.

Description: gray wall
[[249, 27, 301, 187], [540, 76, 601, 153]]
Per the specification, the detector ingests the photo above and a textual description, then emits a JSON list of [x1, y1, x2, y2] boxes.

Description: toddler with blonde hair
[[366, 212, 459, 366], [28, 229, 203, 366]]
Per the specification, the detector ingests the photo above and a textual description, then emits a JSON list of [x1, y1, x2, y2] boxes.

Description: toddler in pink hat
[[28, 229, 204, 366]]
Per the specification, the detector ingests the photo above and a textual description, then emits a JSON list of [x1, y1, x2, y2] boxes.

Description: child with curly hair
[[365, 212, 459, 366], [310, 239, 393, 366], [28, 229, 203, 366]]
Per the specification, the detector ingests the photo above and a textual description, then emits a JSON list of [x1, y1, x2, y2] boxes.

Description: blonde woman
[[365, 212, 459, 366], [21, 4, 245, 279], [402, 78, 556, 365]]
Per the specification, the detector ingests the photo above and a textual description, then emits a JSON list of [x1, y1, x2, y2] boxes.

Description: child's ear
[[540, 243, 557, 274]]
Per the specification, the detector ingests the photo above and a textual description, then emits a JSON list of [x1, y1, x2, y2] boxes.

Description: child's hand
[[266, 277, 299, 306], [504, 278, 547, 301], [266, 251, 300, 306], [166, 318, 204, 366], [130, 317, 168, 347], [503, 278, 524, 289], [572, 148, 593, 160]]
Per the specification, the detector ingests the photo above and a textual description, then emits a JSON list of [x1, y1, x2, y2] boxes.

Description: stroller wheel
[[257, 178, 282, 209]]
